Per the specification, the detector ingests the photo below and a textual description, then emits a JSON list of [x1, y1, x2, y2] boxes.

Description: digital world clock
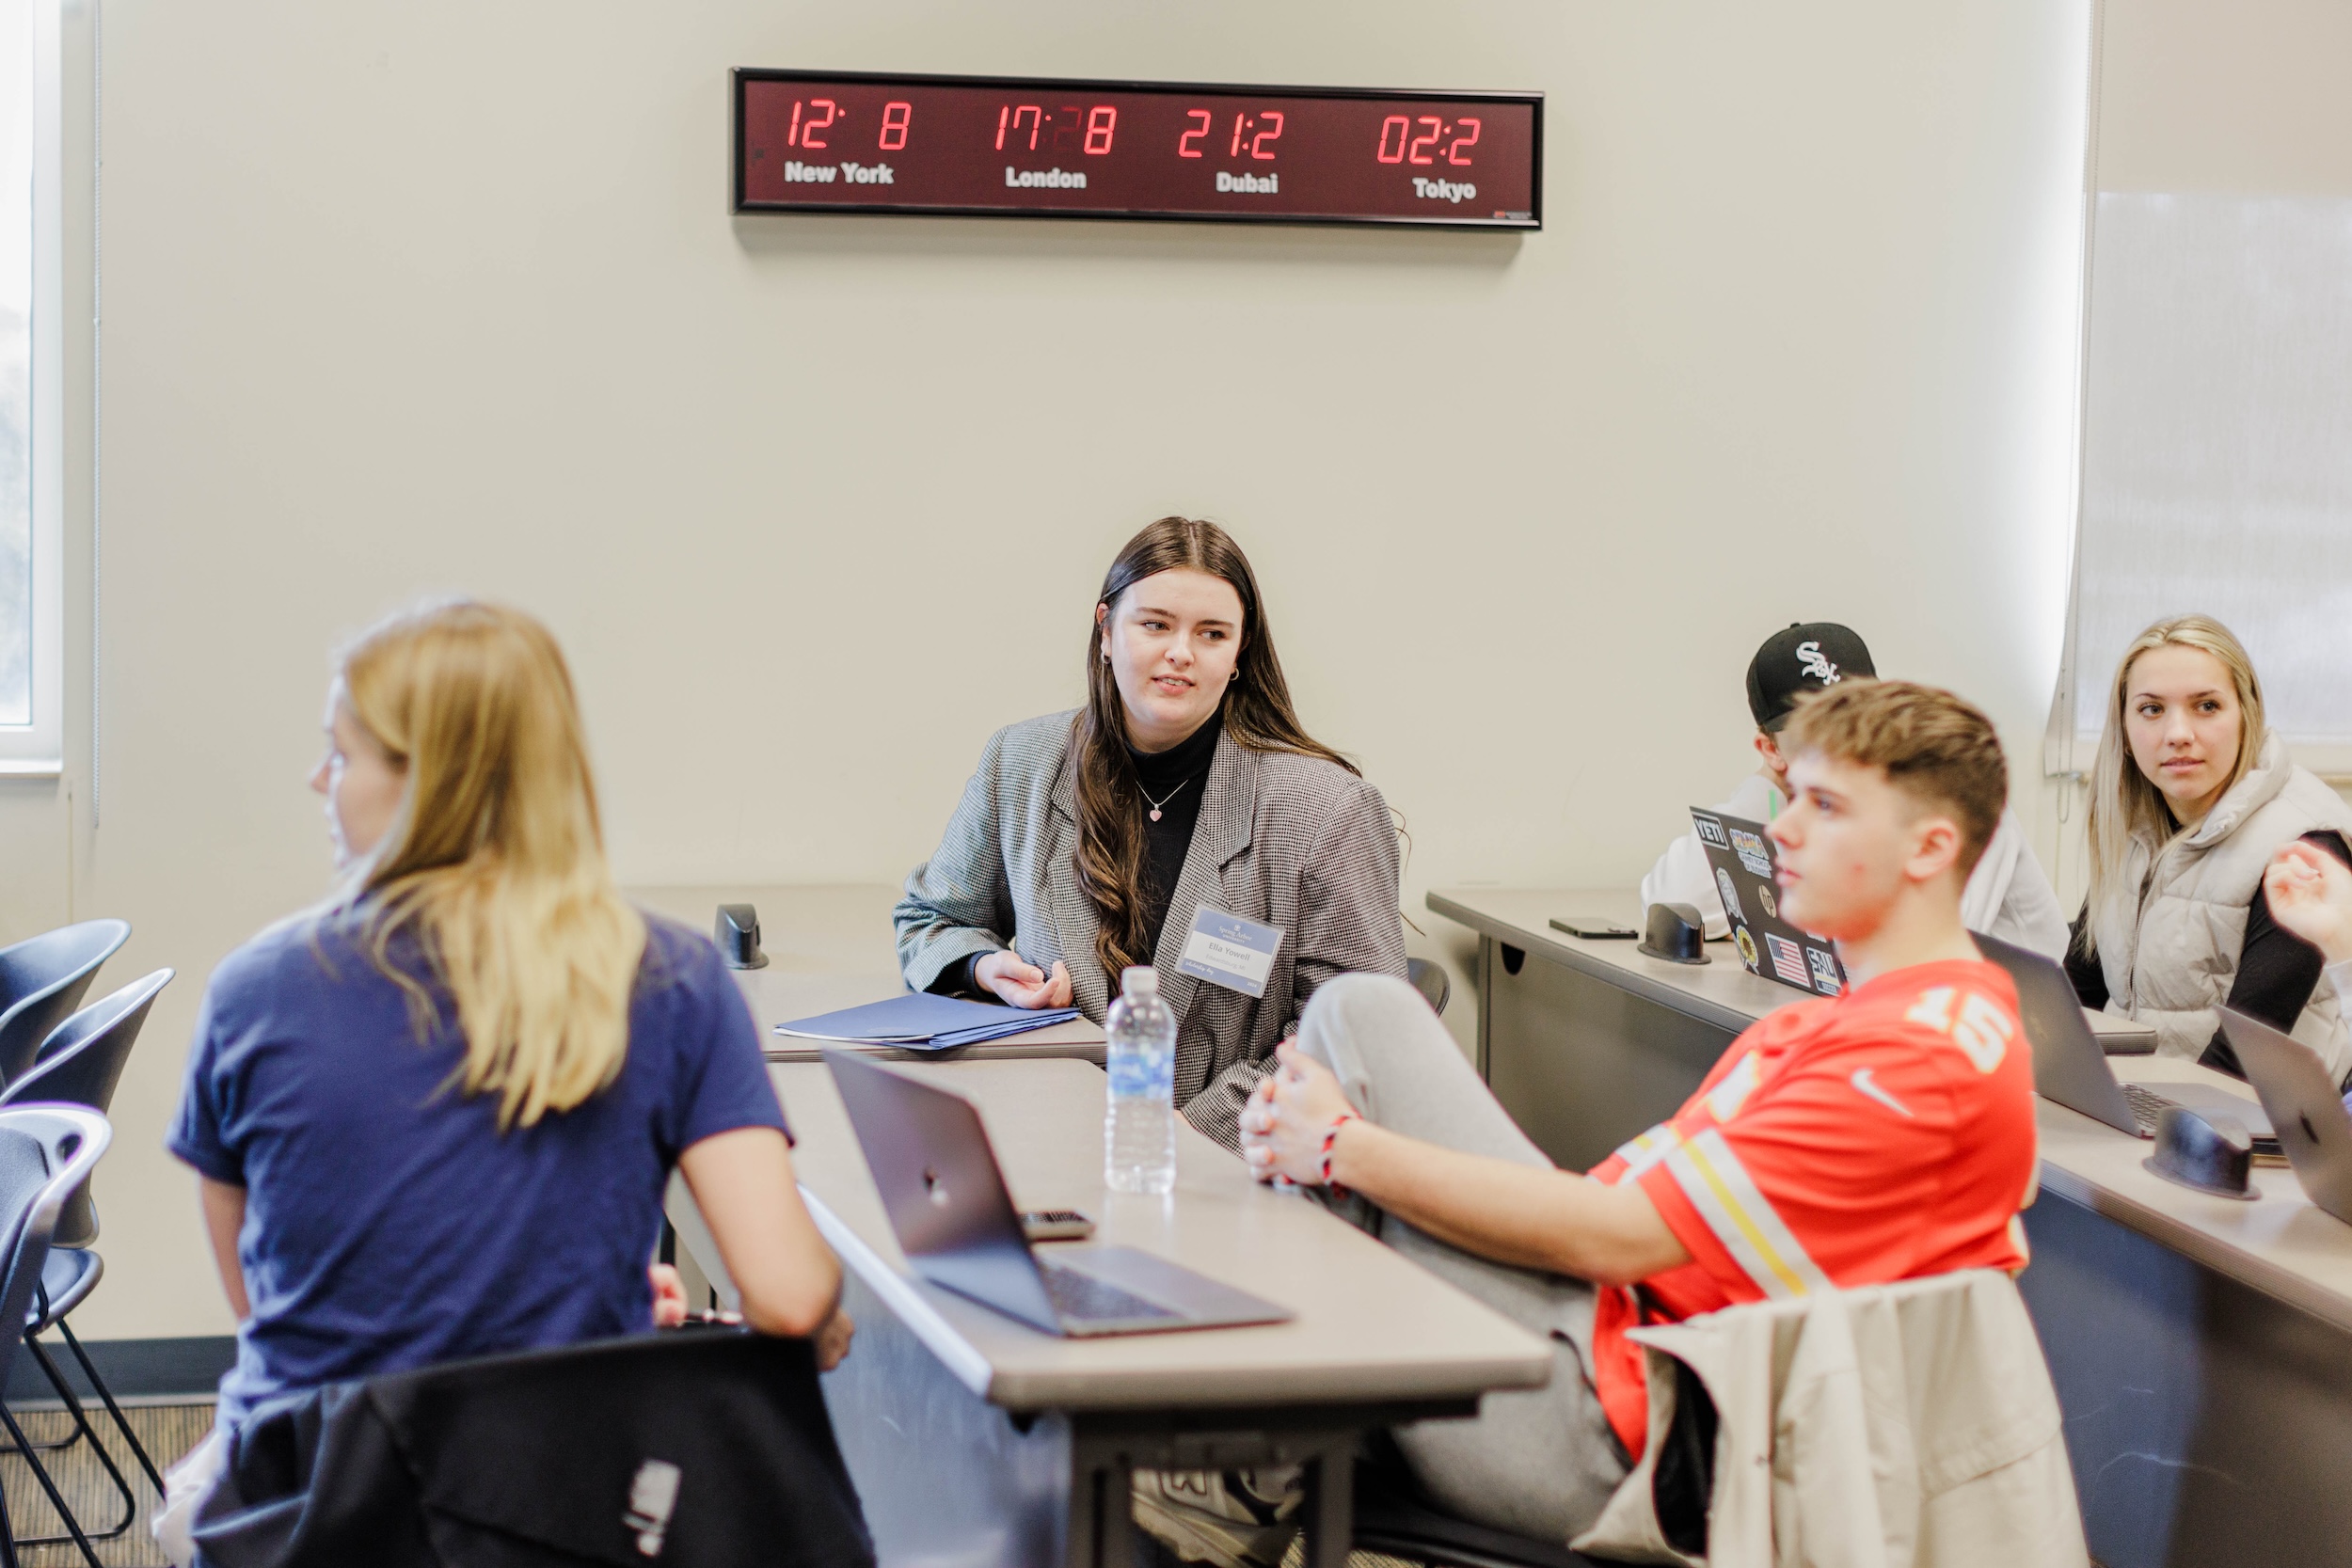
[[733, 71, 1541, 230]]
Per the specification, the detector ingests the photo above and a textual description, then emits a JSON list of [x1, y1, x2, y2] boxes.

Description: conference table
[[628, 883, 1107, 1063], [638, 885, 1554, 1567], [1430, 885, 2352, 1568]]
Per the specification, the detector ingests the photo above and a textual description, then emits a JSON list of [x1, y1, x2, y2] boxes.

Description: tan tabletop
[[1427, 885, 2157, 1050], [627, 883, 1104, 1063], [2039, 1053, 2352, 1333], [765, 1056, 1553, 1414]]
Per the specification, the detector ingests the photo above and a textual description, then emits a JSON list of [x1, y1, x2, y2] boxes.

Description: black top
[[930, 711, 1224, 998], [2065, 829, 2352, 1079], [1129, 709, 1223, 955]]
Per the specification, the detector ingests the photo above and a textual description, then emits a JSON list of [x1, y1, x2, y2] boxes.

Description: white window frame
[[0, 0, 61, 773]]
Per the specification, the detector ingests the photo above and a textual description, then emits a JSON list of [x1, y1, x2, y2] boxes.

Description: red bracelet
[[1321, 1113, 1359, 1195]]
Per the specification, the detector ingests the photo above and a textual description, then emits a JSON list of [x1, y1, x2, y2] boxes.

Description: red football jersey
[[1585, 958, 2039, 1457]]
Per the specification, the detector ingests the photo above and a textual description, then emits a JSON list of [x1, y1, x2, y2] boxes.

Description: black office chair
[[194, 1327, 875, 1568], [1406, 957, 1453, 1017], [0, 1103, 115, 1568], [0, 969, 174, 1545], [0, 920, 131, 1089]]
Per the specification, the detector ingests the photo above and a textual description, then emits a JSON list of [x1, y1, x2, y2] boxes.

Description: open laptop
[[1689, 808, 1846, 997], [2220, 1008, 2352, 1223], [822, 1049, 1294, 1338], [1974, 931, 2278, 1155]]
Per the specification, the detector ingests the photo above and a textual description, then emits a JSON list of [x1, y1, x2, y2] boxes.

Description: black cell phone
[[1551, 917, 1638, 940], [1020, 1209, 1096, 1243]]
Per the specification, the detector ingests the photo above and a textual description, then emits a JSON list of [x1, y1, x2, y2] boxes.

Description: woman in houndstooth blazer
[[895, 517, 1407, 1150]]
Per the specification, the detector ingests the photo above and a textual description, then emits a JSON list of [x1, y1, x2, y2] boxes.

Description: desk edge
[[1425, 890, 1758, 1036]]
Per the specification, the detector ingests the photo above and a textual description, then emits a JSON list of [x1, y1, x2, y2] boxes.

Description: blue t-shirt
[[168, 909, 788, 1427]]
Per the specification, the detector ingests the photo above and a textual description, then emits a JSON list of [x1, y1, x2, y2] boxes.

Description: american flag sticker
[[1765, 932, 1809, 986]]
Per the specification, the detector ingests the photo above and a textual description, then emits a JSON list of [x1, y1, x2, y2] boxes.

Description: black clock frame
[[731, 68, 1544, 231]]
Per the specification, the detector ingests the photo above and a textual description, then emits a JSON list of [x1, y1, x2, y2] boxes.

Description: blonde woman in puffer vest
[[2065, 615, 2352, 1085]]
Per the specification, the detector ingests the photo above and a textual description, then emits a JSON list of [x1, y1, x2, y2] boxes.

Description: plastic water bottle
[[1105, 965, 1177, 1194]]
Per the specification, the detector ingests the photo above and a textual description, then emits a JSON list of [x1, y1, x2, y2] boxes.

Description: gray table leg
[[1300, 1445, 1354, 1568]]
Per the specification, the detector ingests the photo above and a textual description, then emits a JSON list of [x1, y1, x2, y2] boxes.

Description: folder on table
[[772, 993, 1081, 1052]]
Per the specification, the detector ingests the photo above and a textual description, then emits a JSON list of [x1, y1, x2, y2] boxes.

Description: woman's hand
[[2265, 841, 2352, 966], [976, 951, 1073, 1009], [649, 1262, 690, 1328], [1238, 1040, 1360, 1185], [814, 1307, 856, 1371]]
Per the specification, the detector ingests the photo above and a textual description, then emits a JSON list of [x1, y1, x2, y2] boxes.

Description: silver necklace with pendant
[[1140, 779, 1188, 823]]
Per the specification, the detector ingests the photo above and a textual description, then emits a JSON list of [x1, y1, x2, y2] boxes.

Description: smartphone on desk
[[1020, 1209, 1096, 1243], [1551, 917, 1638, 940]]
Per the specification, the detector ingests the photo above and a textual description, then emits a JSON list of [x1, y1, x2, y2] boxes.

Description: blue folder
[[771, 992, 1082, 1052]]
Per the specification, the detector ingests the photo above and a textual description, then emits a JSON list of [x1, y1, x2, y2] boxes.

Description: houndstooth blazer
[[895, 709, 1407, 1149]]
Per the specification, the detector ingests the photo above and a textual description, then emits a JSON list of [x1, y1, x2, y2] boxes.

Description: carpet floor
[[1, 1402, 209, 1567]]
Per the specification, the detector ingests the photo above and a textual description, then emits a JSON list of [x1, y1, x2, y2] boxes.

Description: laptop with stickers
[[1688, 807, 1846, 997]]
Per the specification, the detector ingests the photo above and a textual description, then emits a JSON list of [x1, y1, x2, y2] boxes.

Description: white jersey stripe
[[1663, 1129, 1833, 1300], [1607, 1123, 1682, 1180]]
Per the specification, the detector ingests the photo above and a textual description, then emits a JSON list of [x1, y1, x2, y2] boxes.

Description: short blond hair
[[1779, 679, 2008, 876]]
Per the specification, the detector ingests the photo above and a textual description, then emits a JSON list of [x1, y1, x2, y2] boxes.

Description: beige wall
[[15, 0, 2091, 1339], [2096, 0, 2352, 196]]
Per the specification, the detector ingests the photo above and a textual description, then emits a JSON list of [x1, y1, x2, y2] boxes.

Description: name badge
[[1177, 907, 1284, 999]]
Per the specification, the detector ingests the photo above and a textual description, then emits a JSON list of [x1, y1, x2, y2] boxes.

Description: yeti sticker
[[1729, 827, 1773, 879], [1693, 812, 1730, 850]]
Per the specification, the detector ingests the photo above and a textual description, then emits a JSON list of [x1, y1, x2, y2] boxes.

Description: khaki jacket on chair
[[1572, 1270, 2087, 1568]]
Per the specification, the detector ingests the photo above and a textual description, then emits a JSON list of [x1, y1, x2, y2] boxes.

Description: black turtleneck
[[1130, 709, 1222, 956]]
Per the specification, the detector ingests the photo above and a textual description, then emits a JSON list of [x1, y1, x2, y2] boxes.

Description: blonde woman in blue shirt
[[159, 601, 847, 1559]]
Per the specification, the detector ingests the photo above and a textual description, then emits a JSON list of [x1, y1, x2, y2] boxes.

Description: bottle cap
[[1121, 965, 1159, 999]]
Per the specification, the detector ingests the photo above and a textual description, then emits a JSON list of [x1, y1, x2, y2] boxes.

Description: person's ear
[[1095, 601, 1111, 663], [1903, 813, 1964, 887], [1754, 731, 1786, 770]]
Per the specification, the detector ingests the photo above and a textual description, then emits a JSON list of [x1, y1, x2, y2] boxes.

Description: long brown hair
[[1075, 517, 1354, 979]]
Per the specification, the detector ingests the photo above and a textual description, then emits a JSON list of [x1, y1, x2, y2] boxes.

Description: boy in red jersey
[[1228, 680, 2042, 1552]]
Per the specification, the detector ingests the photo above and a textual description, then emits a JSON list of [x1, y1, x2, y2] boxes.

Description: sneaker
[[1132, 1465, 1305, 1568]]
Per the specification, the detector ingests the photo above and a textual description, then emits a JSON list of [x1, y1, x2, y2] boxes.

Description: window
[[0, 0, 58, 770], [2053, 0, 2352, 776]]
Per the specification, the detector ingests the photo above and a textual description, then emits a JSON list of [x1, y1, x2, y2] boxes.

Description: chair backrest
[[5, 969, 173, 1249], [0, 920, 132, 1088], [1407, 956, 1452, 1017], [0, 1106, 110, 1383], [195, 1329, 876, 1568]]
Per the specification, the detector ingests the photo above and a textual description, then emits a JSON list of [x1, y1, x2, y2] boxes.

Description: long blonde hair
[[2083, 613, 2267, 952], [335, 599, 647, 1129]]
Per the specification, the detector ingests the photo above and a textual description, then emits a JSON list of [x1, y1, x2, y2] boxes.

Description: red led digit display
[[734, 71, 1540, 230]]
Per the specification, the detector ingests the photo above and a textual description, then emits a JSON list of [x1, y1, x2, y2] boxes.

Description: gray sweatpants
[[1293, 973, 1630, 1542]]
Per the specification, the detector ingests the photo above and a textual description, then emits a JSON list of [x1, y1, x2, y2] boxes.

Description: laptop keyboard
[[2122, 1081, 2172, 1136], [1040, 1260, 1180, 1324]]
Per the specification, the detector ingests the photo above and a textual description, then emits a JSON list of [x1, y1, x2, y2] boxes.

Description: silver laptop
[[823, 1049, 1293, 1338], [1973, 931, 2277, 1154], [2220, 1008, 2352, 1224]]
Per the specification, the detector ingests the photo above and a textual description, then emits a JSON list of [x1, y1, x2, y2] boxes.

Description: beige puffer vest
[[2090, 734, 2352, 1081]]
